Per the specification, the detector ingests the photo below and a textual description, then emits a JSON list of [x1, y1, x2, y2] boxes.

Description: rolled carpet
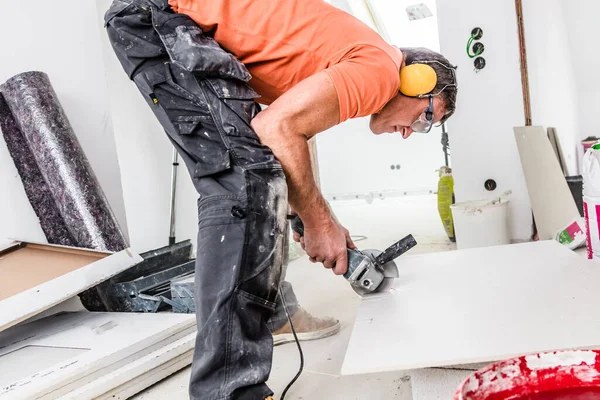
[[0, 93, 77, 246], [0, 71, 127, 252]]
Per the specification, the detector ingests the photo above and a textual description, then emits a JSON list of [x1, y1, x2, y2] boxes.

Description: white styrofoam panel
[[0, 312, 195, 399], [342, 241, 600, 375]]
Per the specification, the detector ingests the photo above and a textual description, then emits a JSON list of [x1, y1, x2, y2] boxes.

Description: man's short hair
[[400, 47, 458, 125]]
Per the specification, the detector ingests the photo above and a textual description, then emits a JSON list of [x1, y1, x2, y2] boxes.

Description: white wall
[[0, 0, 128, 244], [523, 0, 580, 176], [436, 0, 533, 241], [561, 0, 600, 142], [317, 119, 444, 197], [435, 0, 594, 239], [96, 0, 199, 253]]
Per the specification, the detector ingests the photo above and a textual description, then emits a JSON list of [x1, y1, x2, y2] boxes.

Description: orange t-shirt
[[168, 0, 403, 123]]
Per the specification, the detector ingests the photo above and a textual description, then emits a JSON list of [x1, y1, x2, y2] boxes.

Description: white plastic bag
[[583, 143, 600, 259]]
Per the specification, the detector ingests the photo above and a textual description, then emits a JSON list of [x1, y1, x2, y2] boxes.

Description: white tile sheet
[[342, 240, 600, 375]]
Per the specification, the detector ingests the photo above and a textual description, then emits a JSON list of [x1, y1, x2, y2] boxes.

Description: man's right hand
[[297, 217, 355, 275]]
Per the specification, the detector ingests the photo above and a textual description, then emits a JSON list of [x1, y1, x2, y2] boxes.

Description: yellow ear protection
[[399, 63, 438, 98]]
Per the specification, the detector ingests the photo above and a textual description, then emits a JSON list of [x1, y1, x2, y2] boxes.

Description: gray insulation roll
[[0, 93, 77, 246], [0, 71, 128, 252]]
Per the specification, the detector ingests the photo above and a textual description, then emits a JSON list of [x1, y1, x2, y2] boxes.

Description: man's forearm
[[248, 70, 341, 227]]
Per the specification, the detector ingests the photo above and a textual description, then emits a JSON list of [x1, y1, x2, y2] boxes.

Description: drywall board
[[341, 241, 600, 375], [95, 350, 193, 400], [0, 241, 142, 333], [40, 325, 195, 400], [514, 126, 580, 240], [23, 297, 86, 325], [548, 127, 567, 175], [61, 333, 195, 400], [0, 312, 195, 400], [0, 346, 89, 388]]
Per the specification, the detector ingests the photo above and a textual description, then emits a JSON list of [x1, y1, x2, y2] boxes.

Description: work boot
[[272, 307, 340, 346], [265, 397, 275, 400]]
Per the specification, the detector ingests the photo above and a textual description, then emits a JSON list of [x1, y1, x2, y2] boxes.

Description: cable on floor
[[279, 288, 304, 400]]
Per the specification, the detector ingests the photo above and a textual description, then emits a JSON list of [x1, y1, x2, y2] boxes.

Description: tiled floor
[[132, 195, 456, 399]]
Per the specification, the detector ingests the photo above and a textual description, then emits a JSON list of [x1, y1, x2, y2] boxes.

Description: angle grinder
[[290, 215, 417, 296]]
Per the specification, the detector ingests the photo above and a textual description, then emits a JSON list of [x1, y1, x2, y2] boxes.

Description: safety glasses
[[410, 95, 434, 134], [408, 60, 457, 134]]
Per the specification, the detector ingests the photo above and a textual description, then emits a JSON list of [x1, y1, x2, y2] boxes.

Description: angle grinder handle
[[290, 215, 356, 279], [290, 214, 306, 237], [374, 235, 418, 266]]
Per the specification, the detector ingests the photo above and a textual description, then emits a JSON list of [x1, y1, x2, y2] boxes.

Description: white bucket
[[451, 199, 510, 250]]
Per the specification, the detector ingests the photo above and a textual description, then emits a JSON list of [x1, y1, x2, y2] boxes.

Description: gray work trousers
[[105, 1, 298, 398]]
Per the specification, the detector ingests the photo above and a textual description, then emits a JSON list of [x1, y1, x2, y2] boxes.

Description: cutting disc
[[352, 249, 399, 296]]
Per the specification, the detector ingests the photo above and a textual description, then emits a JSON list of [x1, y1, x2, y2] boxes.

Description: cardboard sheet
[[0, 243, 106, 301], [0, 241, 142, 333], [342, 241, 600, 375]]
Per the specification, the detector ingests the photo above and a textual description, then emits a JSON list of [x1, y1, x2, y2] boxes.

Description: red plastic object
[[454, 350, 600, 400]]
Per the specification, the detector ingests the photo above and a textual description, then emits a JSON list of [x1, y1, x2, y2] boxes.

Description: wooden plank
[[341, 241, 600, 375], [59, 333, 195, 400], [0, 312, 195, 399], [0, 243, 142, 333], [514, 126, 579, 239]]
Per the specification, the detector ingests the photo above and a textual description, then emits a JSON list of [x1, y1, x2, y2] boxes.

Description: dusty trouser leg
[[104, 2, 287, 399]]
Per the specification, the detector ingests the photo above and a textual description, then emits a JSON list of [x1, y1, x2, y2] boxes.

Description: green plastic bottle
[[437, 166, 456, 242]]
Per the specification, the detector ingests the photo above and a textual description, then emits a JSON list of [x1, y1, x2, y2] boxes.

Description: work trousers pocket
[[105, 0, 252, 81], [199, 79, 282, 170], [135, 62, 233, 179], [105, 1, 167, 78], [150, 6, 252, 82], [237, 169, 289, 304]]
